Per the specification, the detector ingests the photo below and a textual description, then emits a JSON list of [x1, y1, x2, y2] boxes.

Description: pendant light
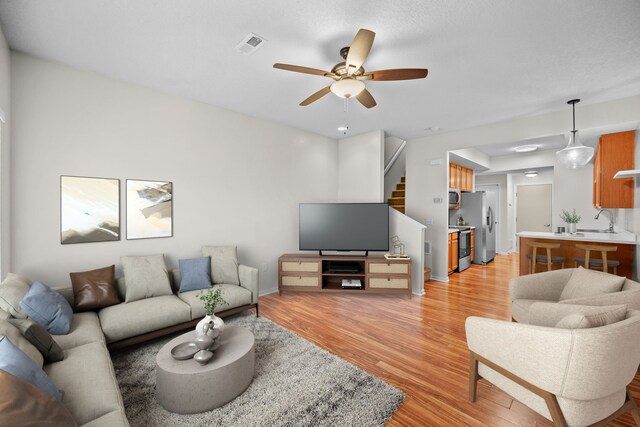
[[556, 99, 594, 169]]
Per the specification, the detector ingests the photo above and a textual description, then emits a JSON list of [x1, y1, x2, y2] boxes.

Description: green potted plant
[[560, 209, 581, 234], [195, 288, 228, 337]]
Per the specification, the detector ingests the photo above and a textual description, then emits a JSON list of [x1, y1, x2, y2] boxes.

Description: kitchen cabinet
[[448, 232, 459, 275], [449, 162, 474, 192], [593, 130, 635, 209], [470, 229, 475, 263]]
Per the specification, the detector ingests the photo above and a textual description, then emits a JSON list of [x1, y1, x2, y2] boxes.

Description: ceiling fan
[[273, 29, 428, 109]]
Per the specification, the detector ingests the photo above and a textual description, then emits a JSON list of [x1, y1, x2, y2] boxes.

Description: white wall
[[407, 95, 640, 280], [10, 53, 338, 294], [389, 208, 425, 295], [337, 130, 384, 202], [0, 26, 10, 278]]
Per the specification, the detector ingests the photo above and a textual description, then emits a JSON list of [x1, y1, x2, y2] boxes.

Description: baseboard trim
[[259, 287, 279, 297], [431, 275, 449, 283], [412, 289, 426, 296]]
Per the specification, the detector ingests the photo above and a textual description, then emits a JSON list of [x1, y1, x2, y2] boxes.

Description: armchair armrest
[[561, 290, 640, 310], [509, 269, 573, 302], [238, 265, 259, 304], [465, 316, 572, 394]]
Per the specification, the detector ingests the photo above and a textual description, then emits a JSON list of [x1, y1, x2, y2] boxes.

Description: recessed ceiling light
[[524, 170, 539, 178], [514, 145, 538, 153], [337, 126, 349, 134]]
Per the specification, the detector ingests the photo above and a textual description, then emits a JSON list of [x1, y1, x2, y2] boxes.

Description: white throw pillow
[[121, 255, 172, 302], [202, 246, 240, 285], [0, 273, 32, 319], [559, 266, 625, 301], [555, 305, 627, 329], [529, 302, 627, 327]]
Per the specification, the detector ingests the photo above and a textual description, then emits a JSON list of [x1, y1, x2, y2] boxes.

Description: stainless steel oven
[[449, 225, 471, 272]]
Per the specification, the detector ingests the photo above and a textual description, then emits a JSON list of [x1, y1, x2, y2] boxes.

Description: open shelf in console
[[321, 259, 365, 290]]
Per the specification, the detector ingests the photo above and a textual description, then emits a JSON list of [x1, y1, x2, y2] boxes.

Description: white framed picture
[[126, 179, 173, 240]]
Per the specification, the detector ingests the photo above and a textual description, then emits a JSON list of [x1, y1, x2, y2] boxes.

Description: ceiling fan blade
[[356, 89, 377, 109], [345, 29, 375, 75], [361, 68, 429, 81], [273, 63, 336, 78], [300, 85, 332, 106]]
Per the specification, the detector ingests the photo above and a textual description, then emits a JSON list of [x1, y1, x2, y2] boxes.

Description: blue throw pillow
[[0, 336, 63, 400], [19, 282, 73, 335], [178, 256, 212, 293]]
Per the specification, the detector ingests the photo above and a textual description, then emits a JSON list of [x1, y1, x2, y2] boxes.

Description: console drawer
[[368, 262, 409, 274], [369, 277, 409, 289], [281, 275, 319, 287], [281, 261, 319, 273]]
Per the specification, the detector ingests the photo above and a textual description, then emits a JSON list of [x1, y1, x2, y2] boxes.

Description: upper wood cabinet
[[593, 130, 635, 209], [449, 162, 474, 192]]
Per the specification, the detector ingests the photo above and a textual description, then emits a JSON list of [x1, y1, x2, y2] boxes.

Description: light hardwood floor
[[260, 253, 640, 426]]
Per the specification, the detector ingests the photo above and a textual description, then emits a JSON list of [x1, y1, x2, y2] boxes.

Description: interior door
[[516, 184, 552, 234]]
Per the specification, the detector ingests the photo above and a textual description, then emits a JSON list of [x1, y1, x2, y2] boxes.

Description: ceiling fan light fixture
[[330, 78, 365, 98], [556, 99, 594, 169]]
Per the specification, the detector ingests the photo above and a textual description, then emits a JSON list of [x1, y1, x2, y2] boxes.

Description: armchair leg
[[255, 303, 259, 318], [469, 352, 479, 402]]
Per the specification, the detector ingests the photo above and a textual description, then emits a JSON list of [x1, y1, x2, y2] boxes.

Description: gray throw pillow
[[555, 305, 627, 329], [121, 255, 172, 302], [559, 266, 625, 301], [8, 318, 64, 363], [202, 246, 240, 285], [0, 273, 31, 319]]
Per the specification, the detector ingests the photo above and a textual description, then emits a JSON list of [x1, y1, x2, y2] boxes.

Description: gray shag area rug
[[111, 312, 404, 426]]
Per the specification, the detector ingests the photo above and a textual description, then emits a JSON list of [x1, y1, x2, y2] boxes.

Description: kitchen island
[[517, 230, 637, 279]]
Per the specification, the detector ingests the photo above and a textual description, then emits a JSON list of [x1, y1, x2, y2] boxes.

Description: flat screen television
[[299, 203, 389, 254]]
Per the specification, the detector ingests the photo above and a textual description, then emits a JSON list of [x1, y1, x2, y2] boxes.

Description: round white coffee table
[[156, 325, 255, 414]]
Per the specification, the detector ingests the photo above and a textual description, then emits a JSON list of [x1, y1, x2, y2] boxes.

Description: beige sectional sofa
[[0, 248, 259, 426]]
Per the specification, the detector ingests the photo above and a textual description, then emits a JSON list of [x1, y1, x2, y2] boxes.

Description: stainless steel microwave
[[448, 188, 461, 208]]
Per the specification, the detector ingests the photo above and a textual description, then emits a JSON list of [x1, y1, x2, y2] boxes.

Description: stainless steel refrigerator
[[458, 191, 496, 264]]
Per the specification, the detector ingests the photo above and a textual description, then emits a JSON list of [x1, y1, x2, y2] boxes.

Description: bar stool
[[526, 242, 566, 274], [573, 244, 619, 274]]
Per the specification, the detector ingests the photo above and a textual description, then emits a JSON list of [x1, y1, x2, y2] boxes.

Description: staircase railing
[[384, 139, 406, 176]]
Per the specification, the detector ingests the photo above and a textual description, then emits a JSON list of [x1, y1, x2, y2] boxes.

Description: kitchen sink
[[576, 228, 617, 234]]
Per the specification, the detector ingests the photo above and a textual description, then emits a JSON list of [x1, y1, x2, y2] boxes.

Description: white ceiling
[[1, 0, 640, 139]]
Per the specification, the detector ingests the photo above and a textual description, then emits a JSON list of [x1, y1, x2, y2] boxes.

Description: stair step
[[387, 197, 405, 206], [392, 190, 405, 198], [396, 183, 405, 190], [392, 206, 405, 214], [400, 176, 406, 183]]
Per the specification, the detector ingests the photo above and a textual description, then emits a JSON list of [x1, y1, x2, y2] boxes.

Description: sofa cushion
[[98, 295, 191, 343], [202, 246, 240, 285], [511, 299, 538, 323], [555, 305, 627, 329], [0, 273, 31, 318], [8, 318, 64, 363], [529, 303, 628, 328], [121, 254, 172, 302], [0, 319, 44, 367], [0, 336, 62, 400], [0, 371, 75, 427], [178, 284, 252, 319], [178, 256, 212, 293], [559, 266, 625, 301], [52, 312, 104, 351], [81, 409, 129, 427], [0, 307, 9, 320], [20, 281, 74, 335], [44, 341, 125, 425], [70, 265, 120, 312]]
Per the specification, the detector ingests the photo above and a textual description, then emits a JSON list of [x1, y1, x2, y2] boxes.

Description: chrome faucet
[[594, 209, 614, 232]]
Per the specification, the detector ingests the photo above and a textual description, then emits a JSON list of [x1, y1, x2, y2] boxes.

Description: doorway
[[515, 184, 552, 250]]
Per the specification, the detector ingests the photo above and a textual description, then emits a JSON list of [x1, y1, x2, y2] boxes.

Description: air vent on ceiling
[[235, 33, 267, 55]]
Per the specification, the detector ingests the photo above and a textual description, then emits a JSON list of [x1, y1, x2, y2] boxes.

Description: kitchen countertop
[[517, 230, 637, 244]]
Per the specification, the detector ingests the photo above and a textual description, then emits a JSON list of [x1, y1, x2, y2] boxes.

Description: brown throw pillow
[[69, 265, 120, 312], [0, 371, 76, 426], [8, 318, 64, 363]]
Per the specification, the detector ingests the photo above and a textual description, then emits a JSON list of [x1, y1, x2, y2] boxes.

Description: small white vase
[[567, 223, 577, 234], [195, 314, 225, 338]]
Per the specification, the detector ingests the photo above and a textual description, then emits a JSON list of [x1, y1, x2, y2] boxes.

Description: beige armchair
[[510, 268, 640, 323], [466, 310, 640, 426]]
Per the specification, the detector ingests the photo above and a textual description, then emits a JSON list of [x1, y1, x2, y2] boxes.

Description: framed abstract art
[[126, 179, 173, 239]]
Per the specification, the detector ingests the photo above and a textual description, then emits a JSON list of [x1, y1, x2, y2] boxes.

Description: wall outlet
[[430, 159, 442, 165], [260, 263, 268, 272], [425, 218, 434, 225], [433, 197, 443, 204]]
